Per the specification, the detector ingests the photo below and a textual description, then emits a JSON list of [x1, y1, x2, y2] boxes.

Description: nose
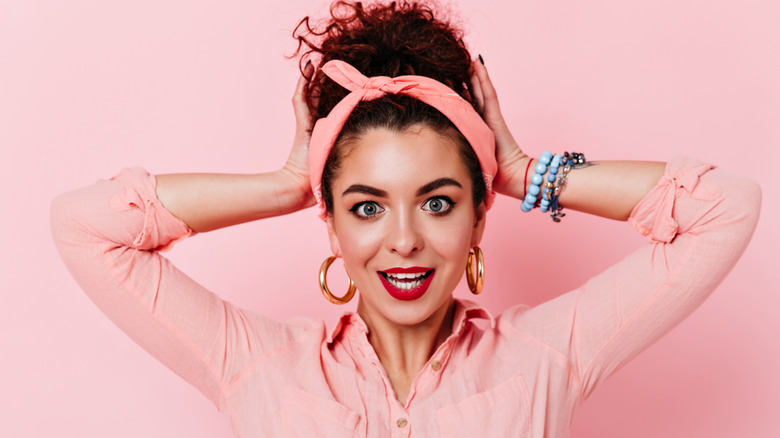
[[385, 208, 424, 257]]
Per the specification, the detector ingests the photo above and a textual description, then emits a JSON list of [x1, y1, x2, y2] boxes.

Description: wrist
[[275, 167, 316, 212], [494, 150, 532, 200]]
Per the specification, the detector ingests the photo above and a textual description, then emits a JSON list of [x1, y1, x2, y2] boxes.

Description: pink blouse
[[50, 157, 760, 437]]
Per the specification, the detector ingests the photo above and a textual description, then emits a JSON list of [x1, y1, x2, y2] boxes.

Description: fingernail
[[478, 54, 485, 65], [305, 60, 312, 69]]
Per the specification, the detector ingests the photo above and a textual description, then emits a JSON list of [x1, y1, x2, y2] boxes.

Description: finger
[[472, 59, 518, 154], [293, 61, 313, 126], [472, 57, 498, 104], [292, 62, 310, 106], [292, 74, 307, 111], [304, 61, 320, 110], [470, 60, 485, 115]]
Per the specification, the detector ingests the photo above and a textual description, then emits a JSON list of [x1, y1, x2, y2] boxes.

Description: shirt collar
[[451, 298, 496, 335], [327, 298, 495, 344]]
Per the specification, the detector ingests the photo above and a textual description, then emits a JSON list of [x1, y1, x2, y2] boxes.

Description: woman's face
[[327, 126, 486, 328]]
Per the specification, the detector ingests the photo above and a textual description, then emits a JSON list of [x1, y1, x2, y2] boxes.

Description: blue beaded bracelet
[[521, 151, 551, 212]]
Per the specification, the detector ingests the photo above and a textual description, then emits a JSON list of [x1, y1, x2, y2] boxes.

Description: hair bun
[[294, 1, 474, 120]]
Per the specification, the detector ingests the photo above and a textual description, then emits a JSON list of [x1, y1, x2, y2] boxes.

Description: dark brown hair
[[293, 1, 486, 214]]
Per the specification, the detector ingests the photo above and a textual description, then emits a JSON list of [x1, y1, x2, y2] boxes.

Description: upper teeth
[[388, 272, 426, 280]]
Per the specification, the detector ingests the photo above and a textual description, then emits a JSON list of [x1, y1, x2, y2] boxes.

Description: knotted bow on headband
[[309, 59, 497, 219]]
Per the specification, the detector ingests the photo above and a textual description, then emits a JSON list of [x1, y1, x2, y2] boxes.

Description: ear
[[326, 215, 342, 257], [471, 202, 488, 246]]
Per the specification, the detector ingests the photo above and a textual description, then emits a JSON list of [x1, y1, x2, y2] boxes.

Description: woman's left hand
[[470, 58, 530, 200]]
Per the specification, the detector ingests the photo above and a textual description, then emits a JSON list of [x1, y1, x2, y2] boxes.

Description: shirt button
[[396, 418, 408, 428], [431, 360, 442, 371]]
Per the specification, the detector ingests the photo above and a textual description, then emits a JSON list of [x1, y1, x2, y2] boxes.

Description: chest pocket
[[436, 374, 532, 438], [281, 386, 362, 437]]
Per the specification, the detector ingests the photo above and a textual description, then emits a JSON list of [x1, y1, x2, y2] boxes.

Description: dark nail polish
[[478, 54, 485, 65], [305, 60, 312, 69]]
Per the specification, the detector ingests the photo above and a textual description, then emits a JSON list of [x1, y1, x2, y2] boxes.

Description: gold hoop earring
[[466, 246, 485, 295], [319, 256, 356, 305]]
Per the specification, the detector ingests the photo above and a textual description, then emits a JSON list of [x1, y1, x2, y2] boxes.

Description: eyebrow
[[342, 178, 463, 198], [342, 184, 388, 197], [416, 178, 462, 196]]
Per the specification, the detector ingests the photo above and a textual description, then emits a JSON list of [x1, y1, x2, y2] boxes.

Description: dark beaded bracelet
[[549, 151, 586, 222]]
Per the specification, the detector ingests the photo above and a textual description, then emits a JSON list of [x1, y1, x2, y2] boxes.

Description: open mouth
[[377, 268, 435, 301], [379, 270, 434, 290]]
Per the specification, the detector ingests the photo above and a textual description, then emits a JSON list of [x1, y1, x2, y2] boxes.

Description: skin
[[155, 59, 665, 404]]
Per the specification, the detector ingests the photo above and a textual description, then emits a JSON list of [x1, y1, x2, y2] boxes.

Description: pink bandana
[[309, 59, 497, 219]]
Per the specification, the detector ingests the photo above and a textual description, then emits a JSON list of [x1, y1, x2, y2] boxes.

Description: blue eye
[[351, 201, 384, 218], [423, 197, 454, 214]]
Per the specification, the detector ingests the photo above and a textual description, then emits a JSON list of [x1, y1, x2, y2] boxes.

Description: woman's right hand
[[280, 62, 317, 210], [155, 64, 319, 232]]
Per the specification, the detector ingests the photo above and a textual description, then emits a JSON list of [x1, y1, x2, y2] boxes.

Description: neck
[[357, 298, 456, 405]]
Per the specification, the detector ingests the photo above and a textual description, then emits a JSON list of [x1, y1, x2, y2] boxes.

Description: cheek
[[334, 219, 383, 267], [426, 221, 473, 260]]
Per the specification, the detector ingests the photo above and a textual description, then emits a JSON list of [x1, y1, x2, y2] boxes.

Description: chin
[[358, 287, 454, 328]]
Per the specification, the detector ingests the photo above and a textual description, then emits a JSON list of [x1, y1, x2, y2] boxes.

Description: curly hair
[[293, 1, 486, 214]]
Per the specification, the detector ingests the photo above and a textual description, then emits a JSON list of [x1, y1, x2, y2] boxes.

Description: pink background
[[1, 0, 778, 436]]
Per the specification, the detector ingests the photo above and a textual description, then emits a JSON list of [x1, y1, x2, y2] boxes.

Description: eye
[[350, 201, 385, 219], [422, 196, 455, 215]]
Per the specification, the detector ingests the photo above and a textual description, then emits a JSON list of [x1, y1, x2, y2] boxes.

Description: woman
[[51, 1, 760, 436]]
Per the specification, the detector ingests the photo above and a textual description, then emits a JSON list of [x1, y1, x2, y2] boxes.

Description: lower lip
[[378, 271, 435, 301]]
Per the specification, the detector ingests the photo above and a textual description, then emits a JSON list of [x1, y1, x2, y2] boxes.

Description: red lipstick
[[377, 267, 435, 301]]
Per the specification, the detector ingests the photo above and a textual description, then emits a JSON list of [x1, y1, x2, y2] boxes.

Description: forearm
[[156, 168, 315, 233], [513, 158, 666, 221], [472, 61, 666, 221], [558, 160, 665, 221]]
